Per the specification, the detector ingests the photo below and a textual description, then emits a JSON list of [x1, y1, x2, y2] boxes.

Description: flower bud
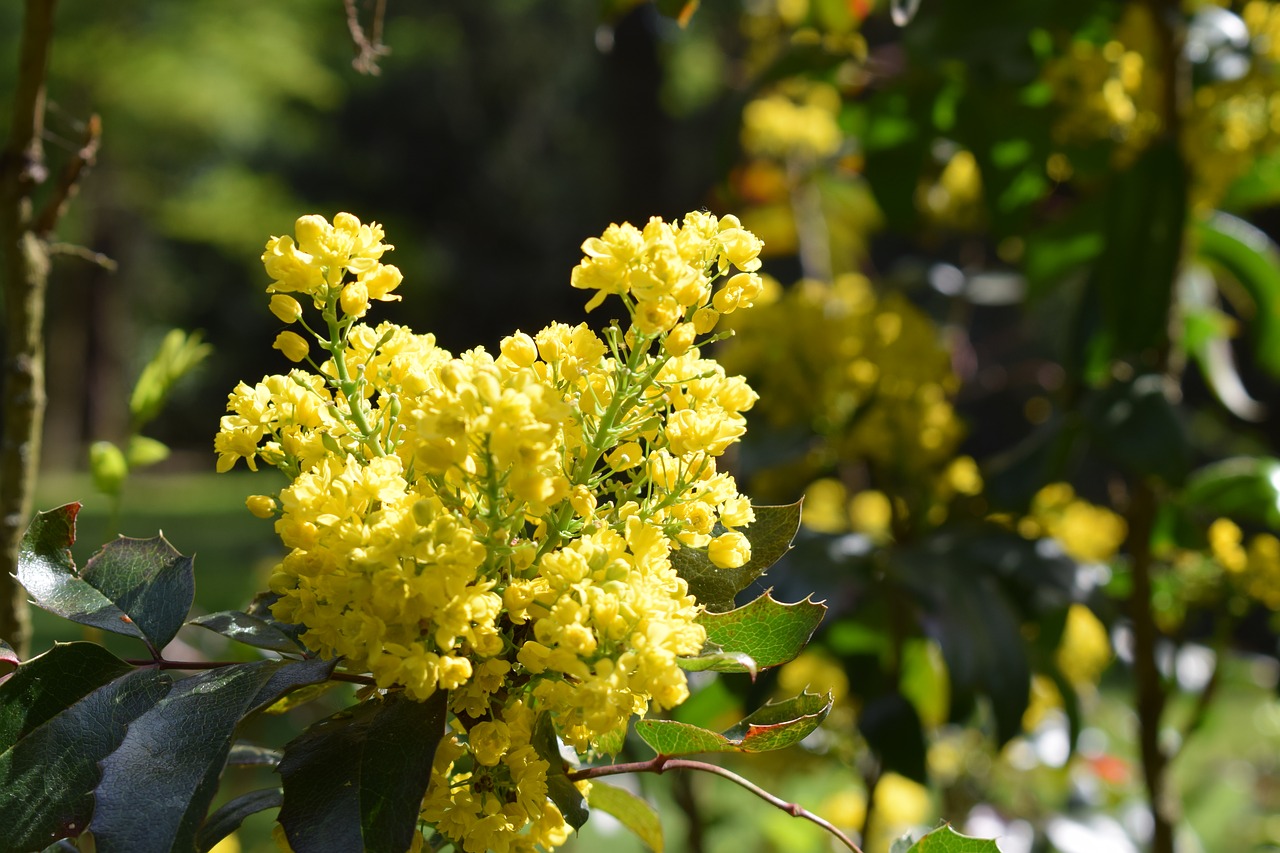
[[339, 280, 370, 318], [246, 494, 277, 518], [269, 294, 303, 324], [273, 331, 310, 363]]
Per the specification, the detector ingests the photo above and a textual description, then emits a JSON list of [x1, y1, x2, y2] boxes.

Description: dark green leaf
[[1182, 456, 1280, 529], [1195, 211, 1280, 377], [189, 609, 310, 654], [532, 713, 589, 831], [17, 506, 195, 650], [0, 644, 172, 853], [278, 690, 448, 853], [858, 693, 927, 783], [1082, 374, 1192, 486], [246, 657, 337, 716], [683, 593, 825, 677], [895, 540, 1031, 744], [196, 788, 283, 853], [902, 824, 1002, 852], [671, 502, 803, 612], [91, 660, 289, 853], [634, 691, 831, 756], [0, 640, 16, 668], [1087, 139, 1188, 370], [586, 783, 663, 853]]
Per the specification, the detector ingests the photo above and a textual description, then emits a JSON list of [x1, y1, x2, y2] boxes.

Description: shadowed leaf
[[533, 713, 589, 831], [196, 788, 283, 853], [189, 609, 310, 654], [90, 659, 298, 853], [278, 691, 448, 853], [0, 644, 172, 853], [671, 502, 803, 612]]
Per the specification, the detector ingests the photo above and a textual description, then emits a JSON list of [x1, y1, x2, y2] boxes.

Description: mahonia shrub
[[215, 211, 766, 851]]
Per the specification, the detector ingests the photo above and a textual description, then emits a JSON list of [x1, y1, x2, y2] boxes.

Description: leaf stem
[[567, 756, 864, 853]]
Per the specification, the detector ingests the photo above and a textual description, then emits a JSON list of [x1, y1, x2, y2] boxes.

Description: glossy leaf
[[1195, 211, 1280, 377], [532, 713, 589, 831], [17, 505, 195, 649], [90, 660, 292, 853], [196, 788, 283, 853], [1182, 456, 1280, 529], [586, 783, 663, 853], [188, 609, 310, 654], [278, 690, 448, 853], [681, 593, 826, 676], [0, 640, 16, 668], [0, 644, 172, 853], [635, 691, 831, 757], [671, 502, 803, 612], [226, 743, 284, 768], [897, 825, 1002, 852]]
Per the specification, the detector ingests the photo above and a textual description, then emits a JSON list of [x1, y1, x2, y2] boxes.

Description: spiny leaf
[[277, 690, 448, 853], [899, 825, 1001, 852], [686, 592, 825, 675], [188, 609, 311, 654], [671, 501, 803, 612], [0, 644, 172, 853], [532, 713, 589, 831], [586, 782, 663, 853], [634, 690, 831, 757], [196, 788, 283, 853], [17, 506, 195, 650]]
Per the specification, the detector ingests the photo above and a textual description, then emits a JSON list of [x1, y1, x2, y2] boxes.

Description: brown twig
[[45, 241, 117, 271], [342, 0, 390, 75], [124, 656, 378, 686], [34, 112, 100, 236], [0, 0, 59, 661], [568, 756, 865, 853]]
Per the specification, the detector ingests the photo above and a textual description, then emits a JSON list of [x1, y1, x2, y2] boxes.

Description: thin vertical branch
[[0, 0, 60, 659], [343, 0, 390, 75]]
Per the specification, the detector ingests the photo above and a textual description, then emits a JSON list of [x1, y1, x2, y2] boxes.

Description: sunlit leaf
[[681, 593, 825, 676], [1182, 456, 1280, 529], [634, 691, 831, 756], [586, 783, 663, 853], [189, 609, 310, 654], [278, 691, 448, 853], [898, 825, 1001, 852], [17, 506, 195, 650], [1195, 211, 1280, 377]]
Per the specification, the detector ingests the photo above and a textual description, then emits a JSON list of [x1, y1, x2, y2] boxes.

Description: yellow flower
[[245, 494, 276, 519], [268, 294, 303, 324], [272, 331, 310, 363], [708, 530, 751, 568]]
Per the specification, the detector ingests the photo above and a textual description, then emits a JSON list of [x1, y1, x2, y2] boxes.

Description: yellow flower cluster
[[218, 211, 764, 852], [1045, 4, 1165, 163], [721, 273, 963, 476], [1208, 518, 1280, 609], [740, 81, 844, 162], [1015, 483, 1128, 564]]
